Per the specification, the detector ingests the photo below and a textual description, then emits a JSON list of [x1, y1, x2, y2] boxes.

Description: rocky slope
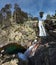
[[0, 20, 38, 65], [0, 20, 38, 48]]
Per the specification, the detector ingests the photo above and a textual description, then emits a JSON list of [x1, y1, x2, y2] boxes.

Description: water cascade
[[38, 20, 47, 36]]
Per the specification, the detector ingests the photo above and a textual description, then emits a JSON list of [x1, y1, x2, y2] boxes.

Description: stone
[[1, 50, 4, 53], [0, 20, 37, 48]]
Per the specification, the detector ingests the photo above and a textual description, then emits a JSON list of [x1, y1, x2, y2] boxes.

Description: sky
[[0, 0, 56, 19]]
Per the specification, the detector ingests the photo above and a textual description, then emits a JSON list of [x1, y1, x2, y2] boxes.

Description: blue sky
[[0, 0, 56, 19]]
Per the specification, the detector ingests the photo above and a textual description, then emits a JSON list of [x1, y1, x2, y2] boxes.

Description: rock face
[[28, 42, 56, 65], [0, 57, 18, 65], [0, 20, 38, 48], [2, 60, 18, 65], [0, 19, 38, 65]]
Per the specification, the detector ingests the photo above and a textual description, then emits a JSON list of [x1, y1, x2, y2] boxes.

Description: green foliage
[[13, 3, 28, 24], [46, 14, 50, 20], [0, 3, 28, 26]]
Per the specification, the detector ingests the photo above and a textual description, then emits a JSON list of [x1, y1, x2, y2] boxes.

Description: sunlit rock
[[0, 20, 37, 48]]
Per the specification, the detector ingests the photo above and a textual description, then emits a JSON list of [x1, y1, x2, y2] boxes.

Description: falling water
[[38, 20, 47, 36]]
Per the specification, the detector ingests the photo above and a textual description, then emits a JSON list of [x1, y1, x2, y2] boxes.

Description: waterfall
[[38, 20, 47, 36]]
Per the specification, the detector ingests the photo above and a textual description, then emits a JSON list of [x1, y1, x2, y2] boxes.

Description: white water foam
[[38, 20, 47, 36]]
